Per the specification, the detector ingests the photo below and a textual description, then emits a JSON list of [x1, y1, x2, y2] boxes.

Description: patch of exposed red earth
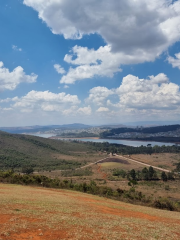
[[97, 164, 107, 180], [72, 194, 180, 224]]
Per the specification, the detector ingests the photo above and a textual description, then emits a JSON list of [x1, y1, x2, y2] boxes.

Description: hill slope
[[0, 184, 180, 240], [0, 131, 96, 171]]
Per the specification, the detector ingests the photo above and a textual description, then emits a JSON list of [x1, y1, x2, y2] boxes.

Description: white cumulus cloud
[[24, 0, 180, 56], [11, 90, 80, 112], [0, 61, 37, 91], [54, 64, 66, 74], [96, 107, 109, 112], [116, 74, 180, 110], [86, 73, 180, 112], [86, 86, 114, 106], [167, 52, 180, 70], [23, 0, 180, 84], [77, 105, 92, 115]]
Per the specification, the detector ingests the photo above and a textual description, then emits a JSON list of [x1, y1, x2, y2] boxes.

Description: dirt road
[[77, 154, 170, 173], [116, 155, 170, 173]]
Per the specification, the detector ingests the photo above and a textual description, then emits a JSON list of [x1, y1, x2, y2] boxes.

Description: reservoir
[[26, 133, 178, 147], [78, 138, 177, 147]]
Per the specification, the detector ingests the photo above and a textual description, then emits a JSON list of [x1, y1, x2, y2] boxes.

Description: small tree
[[141, 167, 149, 180], [130, 169, 136, 180], [148, 166, 154, 180], [167, 172, 175, 180], [22, 167, 34, 175], [128, 179, 138, 188], [161, 171, 168, 182], [176, 162, 180, 172]]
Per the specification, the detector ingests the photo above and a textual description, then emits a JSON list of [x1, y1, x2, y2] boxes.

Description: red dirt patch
[[1, 229, 68, 240], [0, 214, 13, 224]]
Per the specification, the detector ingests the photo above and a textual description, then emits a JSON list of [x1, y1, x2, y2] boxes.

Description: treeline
[[58, 131, 98, 138], [81, 141, 180, 155], [0, 170, 178, 211], [113, 167, 175, 182], [126, 137, 180, 143], [0, 155, 82, 172], [100, 124, 180, 138]]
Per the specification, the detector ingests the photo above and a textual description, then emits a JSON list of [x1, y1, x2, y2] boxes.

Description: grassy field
[[130, 153, 179, 171], [0, 184, 180, 240]]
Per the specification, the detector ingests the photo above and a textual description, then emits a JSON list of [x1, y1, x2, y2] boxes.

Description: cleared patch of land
[[0, 184, 180, 240]]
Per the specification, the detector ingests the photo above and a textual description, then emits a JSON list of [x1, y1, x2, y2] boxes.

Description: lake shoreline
[[48, 136, 178, 147], [49, 136, 179, 144], [49, 136, 99, 140]]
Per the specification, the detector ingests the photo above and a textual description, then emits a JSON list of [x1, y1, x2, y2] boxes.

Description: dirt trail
[[117, 155, 170, 172], [76, 157, 109, 170], [35, 154, 170, 175], [76, 154, 170, 173], [96, 164, 107, 180]]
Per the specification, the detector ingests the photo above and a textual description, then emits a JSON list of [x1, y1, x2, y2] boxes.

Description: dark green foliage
[[167, 172, 175, 180], [0, 131, 96, 171], [153, 198, 176, 211], [19, 136, 58, 151], [161, 172, 168, 181], [58, 131, 98, 138], [22, 167, 34, 174], [148, 166, 154, 180], [113, 167, 160, 182], [128, 179, 138, 188], [175, 162, 180, 172], [100, 124, 180, 138], [141, 167, 149, 180], [113, 169, 127, 178], [129, 169, 136, 180], [85, 141, 180, 155]]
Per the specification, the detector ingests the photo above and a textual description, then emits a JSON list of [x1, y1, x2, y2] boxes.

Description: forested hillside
[[0, 131, 96, 171], [100, 124, 180, 139]]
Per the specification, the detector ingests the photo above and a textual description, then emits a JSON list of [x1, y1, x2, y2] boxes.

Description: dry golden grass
[[100, 160, 143, 171], [130, 153, 180, 171], [0, 184, 180, 240]]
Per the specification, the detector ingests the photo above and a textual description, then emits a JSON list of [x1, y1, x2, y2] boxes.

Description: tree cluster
[[113, 167, 175, 182]]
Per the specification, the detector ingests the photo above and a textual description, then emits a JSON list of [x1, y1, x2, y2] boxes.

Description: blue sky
[[0, 0, 180, 126]]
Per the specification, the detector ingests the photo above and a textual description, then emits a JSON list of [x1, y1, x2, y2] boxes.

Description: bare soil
[[0, 184, 180, 240]]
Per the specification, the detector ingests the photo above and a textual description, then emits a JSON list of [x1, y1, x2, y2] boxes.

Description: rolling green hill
[[0, 131, 95, 171]]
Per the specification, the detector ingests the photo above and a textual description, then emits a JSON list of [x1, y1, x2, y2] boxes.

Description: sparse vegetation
[[0, 170, 179, 211]]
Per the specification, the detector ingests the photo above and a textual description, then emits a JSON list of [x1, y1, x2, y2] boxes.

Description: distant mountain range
[[124, 121, 180, 127], [0, 121, 179, 134], [0, 123, 92, 134]]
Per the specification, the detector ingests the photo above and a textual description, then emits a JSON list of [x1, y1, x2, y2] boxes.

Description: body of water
[[25, 133, 57, 138], [25, 133, 178, 147], [75, 138, 177, 147]]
